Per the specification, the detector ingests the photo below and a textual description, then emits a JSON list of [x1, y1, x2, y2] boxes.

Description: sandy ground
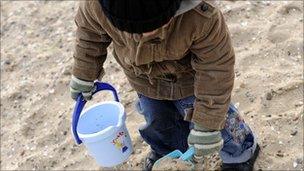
[[1, 1, 303, 170]]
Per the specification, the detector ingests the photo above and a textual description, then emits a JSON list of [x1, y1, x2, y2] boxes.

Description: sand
[[1, 1, 303, 170], [152, 158, 193, 171], [152, 153, 222, 171], [200, 153, 222, 171]]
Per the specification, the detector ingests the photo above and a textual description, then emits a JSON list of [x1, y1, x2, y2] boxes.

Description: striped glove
[[188, 124, 223, 161], [69, 75, 95, 101]]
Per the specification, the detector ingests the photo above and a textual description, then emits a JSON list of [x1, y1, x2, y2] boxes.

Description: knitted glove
[[188, 124, 223, 162], [69, 75, 95, 101]]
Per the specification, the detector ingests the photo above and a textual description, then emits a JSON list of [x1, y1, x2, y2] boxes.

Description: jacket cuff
[[72, 65, 104, 81], [191, 105, 227, 130]]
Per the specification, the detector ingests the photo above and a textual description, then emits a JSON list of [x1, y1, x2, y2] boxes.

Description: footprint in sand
[[267, 24, 291, 44], [277, 1, 303, 15], [267, 1, 303, 44], [261, 82, 303, 114]]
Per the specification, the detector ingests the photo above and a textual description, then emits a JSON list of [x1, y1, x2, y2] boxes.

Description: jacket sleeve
[[72, 1, 112, 81], [190, 9, 235, 130]]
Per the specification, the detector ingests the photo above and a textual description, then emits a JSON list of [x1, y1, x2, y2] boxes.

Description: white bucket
[[71, 82, 133, 167], [77, 101, 133, 167]]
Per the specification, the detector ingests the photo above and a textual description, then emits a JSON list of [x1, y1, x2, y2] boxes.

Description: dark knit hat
[[99, 0, 181, 34]]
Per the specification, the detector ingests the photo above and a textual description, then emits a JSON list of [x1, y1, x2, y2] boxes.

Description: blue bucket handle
[[71, 81, 119, 145]]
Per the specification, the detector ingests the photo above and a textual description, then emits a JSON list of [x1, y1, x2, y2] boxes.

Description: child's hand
[[69, 75, 95, 101], [188, 124, 223, 162]]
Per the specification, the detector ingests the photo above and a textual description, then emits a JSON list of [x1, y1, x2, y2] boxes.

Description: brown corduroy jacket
[[72, 0, 235, 130]]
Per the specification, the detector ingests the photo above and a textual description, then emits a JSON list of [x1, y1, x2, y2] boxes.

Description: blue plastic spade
[[154, 147, 195, 170]]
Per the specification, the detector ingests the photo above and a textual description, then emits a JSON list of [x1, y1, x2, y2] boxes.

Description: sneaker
[[221, 144, 260, 171], [143, 150, 163, 171]]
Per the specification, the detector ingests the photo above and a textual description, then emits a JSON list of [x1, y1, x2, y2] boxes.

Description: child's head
[[99, 0, 181, 34]]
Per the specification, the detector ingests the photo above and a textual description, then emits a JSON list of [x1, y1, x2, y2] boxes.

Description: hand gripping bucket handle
[[71, 81, 119, 145]]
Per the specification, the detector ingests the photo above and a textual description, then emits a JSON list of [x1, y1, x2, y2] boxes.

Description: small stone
[[276, 153, 284, 157], [49, 89, 55, 94], [241, 21, 248, 27], [244, 111, 251, 115], [4, 60, 11, 65], [295, 101, 303, 107], [266, 114, 271, 117], [276, 150, 284, 157], [63, 131, 67, 136], [16, 94, 23, 99], [63, 67, 71, 75], [235, 103, 240, 108], [296, 157, 303, 164], [290, 130, 298, 136], [293, 116, 299, 121], [51, 161, 57, 167], [235, 71, 241, 77], [293, 161, 298, 168], [135, 149, 142, 154], [245, 91, 255, 102], [266, 92, 273, 100]]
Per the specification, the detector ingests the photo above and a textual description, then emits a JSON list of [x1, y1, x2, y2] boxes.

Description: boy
[[70, 1, 259, 170]]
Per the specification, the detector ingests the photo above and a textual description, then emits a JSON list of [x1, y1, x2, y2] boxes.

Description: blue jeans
[[136, 94, 257, 163]]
